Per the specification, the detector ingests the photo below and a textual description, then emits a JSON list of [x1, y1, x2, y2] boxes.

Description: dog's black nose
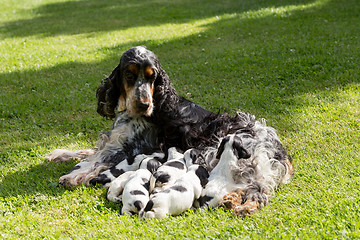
[[137, 101, 150, 111]]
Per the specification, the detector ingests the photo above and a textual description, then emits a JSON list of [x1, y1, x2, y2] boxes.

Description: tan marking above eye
[[128, 64, 139, 75], [144, 66, 154, 78]]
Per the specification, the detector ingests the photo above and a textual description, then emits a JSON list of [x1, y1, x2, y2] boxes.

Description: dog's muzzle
[[135, 82, 153, 115]]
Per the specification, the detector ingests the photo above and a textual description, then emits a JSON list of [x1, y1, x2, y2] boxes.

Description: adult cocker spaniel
[[47, 46, 294, 216]]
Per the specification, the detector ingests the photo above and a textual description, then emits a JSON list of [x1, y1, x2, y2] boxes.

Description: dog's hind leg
[[221, 183, 270, 217]]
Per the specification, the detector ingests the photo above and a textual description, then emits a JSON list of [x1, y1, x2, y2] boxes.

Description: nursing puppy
[[200, 127, 292, 216], [93, 152, 164, 188], [138, 154, 163, 174], [140, 164, 209, 219], [107, 154, 162, 203], [149, 147, 188, 193], [199, 134, 250, 208], [107, 169, 152, 215], [183, 148, 204, 167]]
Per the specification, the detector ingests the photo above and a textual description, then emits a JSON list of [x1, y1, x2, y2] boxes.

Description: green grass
[[1, 0, 359, 238]]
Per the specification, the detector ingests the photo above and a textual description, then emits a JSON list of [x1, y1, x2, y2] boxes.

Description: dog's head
[[97, 46, 167, 118]]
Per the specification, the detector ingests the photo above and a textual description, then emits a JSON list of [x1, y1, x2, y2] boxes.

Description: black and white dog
[[140, 164, 209, 219], [199, 114, 294, 216], [107, 169, 152, 215], [106, 153, 163, 205], [149, 147, 190, 194], [92, 151, 164, 188], [47, 46, 293, 216]]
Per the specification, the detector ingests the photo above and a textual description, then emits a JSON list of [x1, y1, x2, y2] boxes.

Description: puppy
[[140, 164, 209, 219], [149, 147, 187, 193], [107, 171, 134, 203], [183, 148, 204, 167], [107, 169, 152, 215], [199, 134, 250, 208], [200, 128, 291, 216], [92, 152, 164, 188], [107, 154, 162, 203]]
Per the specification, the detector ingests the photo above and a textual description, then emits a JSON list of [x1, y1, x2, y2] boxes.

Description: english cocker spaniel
[[47, 46, 294, 216]]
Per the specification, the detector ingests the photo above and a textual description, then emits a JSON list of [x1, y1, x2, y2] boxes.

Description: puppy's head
[[184, 148, 203, 167], [215, 134, 251, 160]]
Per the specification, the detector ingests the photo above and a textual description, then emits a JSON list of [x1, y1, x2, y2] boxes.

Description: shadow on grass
[[0, 159, 74, 198], [1, 0, 316, 38], [0, 157, 122, 212], [1, 0, 359, 199]]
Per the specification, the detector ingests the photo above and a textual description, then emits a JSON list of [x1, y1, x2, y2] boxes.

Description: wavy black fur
[[96, 46, 255, 153]]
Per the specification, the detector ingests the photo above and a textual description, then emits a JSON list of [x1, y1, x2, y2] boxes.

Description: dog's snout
[[137, 87, 150, 100], [137, 101, 150, 111], [136, 83, 151, 99], [135, 83, 153, 113]]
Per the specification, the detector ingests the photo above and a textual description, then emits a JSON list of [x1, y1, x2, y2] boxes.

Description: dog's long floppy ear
[[153, 62, 178, 112], [96, 65, 125, 119]]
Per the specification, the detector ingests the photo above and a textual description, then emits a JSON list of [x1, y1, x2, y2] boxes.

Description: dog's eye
[[125, 72, 137, 84], [126, 73, 135, 79]]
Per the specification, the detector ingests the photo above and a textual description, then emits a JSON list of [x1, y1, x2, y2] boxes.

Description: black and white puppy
[[200, 118, 293, 216], [199, 134, 250, 208], [92, 151, 164, 188], [140, 164, 209, 219], [106, 153, 162, 203], [107, 168, 152, 215], [149, 147, 188, 193], [183, 148, 204, 166]]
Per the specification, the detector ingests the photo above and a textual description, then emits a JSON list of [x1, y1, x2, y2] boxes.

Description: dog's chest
[[110, 112, 159, 152], [113, 112, 151, 130]]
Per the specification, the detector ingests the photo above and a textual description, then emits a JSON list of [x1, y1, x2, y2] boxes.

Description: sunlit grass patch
[[1, 0, 360, 238]]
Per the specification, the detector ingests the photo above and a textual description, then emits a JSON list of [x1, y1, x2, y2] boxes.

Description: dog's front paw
[[59, 173, 86, 188], [59, 175, 75, 188]]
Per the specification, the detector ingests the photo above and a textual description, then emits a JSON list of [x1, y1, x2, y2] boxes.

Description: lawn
[[1, 0, 359, 238]]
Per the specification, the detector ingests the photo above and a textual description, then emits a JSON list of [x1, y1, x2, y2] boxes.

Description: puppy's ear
[[96, 65, 125, 118], [189, 148, 201, 164], [195, 166, 209, 187], [184, 148, 204, 166], [146, 158, 161, 174], [215, 136, 230, 159], [233, 136, 251, 159]]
